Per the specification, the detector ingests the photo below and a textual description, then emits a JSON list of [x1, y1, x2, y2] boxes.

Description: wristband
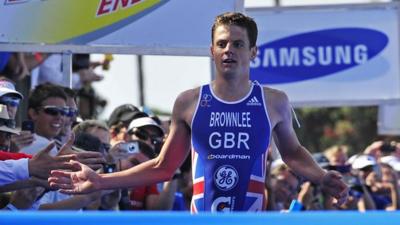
[[5, 203, 18, 211]]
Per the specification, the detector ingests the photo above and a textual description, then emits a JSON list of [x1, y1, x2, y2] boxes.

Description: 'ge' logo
[[214, 165, 238, 191]]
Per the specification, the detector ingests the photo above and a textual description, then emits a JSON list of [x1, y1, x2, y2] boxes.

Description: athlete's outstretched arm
[[271, 91, 348, 205], [49, 91, 194, 194]]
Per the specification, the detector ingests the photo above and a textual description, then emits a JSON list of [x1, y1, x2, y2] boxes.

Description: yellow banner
[[2, 0, 166, 44]]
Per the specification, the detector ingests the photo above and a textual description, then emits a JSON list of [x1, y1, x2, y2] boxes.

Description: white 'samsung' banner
[[246, 3, 400, 107], [0, 0, 242, 55]]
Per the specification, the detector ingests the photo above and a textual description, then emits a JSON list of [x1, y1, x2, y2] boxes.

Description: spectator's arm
[[0, 151, 32, 161], [148, 179, 178, 210], [0, 159, 29, 186], [383, 183, 399, 211], [39, 192, 101, 210], [23, 53, 49, 71], [297, 181, 314, 210], [9, 187, 46, 210], [357, 186, 376, 211], [38, 54, 81, 89]]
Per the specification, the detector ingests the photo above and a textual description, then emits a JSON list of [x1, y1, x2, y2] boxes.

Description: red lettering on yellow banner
[[97, 0, 143, 17]]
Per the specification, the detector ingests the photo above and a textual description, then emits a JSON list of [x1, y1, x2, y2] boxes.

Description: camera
[[120, 141, 139, 154], [21, 120, 34, 132], [103, 164, 116, 173]]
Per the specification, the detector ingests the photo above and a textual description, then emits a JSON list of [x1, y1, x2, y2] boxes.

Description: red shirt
[[129, 184, 159, 210], [0, 151, 32, 160]]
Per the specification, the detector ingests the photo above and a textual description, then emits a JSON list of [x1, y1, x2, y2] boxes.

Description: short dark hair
[[28, 83, 67, 109], [108, 104, 147, 127], [62, 87, 77, 99], [211, 12, 258, 48], [73, 119, 109, 134]]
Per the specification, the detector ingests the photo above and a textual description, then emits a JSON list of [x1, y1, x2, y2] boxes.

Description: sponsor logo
[[200, 93, 212, 107], [97, 0, 144, 17], [250, 28, 388, 84], [246, 96, 261, 106], [208, 154, 250, 160], [211, 196, 235, 212], [214, 165, 239, 191]]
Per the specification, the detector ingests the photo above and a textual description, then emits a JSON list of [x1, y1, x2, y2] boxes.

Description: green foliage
[[294, 106, 379, 156]]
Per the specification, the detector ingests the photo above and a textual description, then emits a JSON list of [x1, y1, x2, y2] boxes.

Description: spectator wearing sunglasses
[[0, 77, 23, 120], [56, 87, 79, 145], [127, 117, 165, 154], [0, 77, 34, 153], [0, 104, 19, 153], [29, 120, 111, 211], [108, 104, 147, 147], [19, 83, 67, 156], [121, 117, 178, 211]]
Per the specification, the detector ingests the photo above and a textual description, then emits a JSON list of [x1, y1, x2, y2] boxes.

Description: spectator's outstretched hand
[[320, 171, 349, 206], [58, 134, 106, 170], [49, 160, 100, 195], [28, 142, 76, 179]]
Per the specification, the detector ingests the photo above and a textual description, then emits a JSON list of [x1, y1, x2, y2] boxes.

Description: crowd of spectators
[[0, 52, 399, 212]]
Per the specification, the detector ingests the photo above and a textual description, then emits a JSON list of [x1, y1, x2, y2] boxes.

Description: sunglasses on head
[[0, 96, 20, 107], [0, 118, 16, 128], [39, 105, 68, 117]]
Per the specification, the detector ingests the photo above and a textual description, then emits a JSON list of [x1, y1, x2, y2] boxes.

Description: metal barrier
[[1, 211, 400, 225]]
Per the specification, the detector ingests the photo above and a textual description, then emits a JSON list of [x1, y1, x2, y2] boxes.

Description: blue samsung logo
[[250, 28, 389, 84]]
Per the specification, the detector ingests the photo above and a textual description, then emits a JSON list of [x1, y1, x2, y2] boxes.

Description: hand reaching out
[[57, 134, 106, 170], [49, 160, 101, 195], [28, 142, 76, 179]]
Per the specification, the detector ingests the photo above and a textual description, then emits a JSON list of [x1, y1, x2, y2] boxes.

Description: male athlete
[[49, 12, 348, 212]]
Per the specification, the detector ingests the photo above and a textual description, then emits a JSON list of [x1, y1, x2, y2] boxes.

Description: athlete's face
[[211, 25, 257, 78]]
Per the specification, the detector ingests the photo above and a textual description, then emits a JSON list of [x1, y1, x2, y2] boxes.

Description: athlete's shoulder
[[262, 86, 289, 104], [172, 86, 201, 123], [261, 85, 291, 121], [175, 86, 201, 106]]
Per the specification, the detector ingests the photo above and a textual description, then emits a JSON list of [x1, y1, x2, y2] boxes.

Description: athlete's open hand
[[48, 160, 100, 195]]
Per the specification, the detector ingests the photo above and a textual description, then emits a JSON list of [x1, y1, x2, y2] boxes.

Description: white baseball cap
[[380, 156, 400, 172], [351, 155, 377, 170], [128, 117, 164, 137], [0, 80, 23, 99]]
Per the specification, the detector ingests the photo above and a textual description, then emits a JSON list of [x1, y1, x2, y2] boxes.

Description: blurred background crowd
[[0, 52, 399, 212]]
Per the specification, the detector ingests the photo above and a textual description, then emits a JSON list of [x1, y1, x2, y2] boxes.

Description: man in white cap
[[0, 77, 23, 120], [0, 104, 19, 151], [127, 117, 164, 152], [0, 77, 36, 153], [119, 117, 177, 211]]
